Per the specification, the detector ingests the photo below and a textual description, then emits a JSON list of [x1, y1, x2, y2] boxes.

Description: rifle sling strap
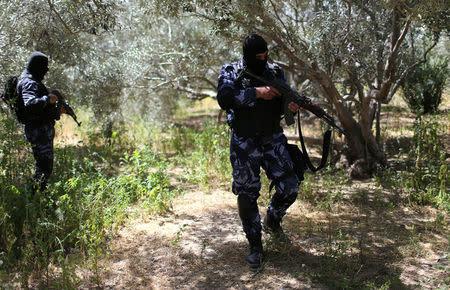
[[269, 112, 332, 194], [297, 111, 331, 172]]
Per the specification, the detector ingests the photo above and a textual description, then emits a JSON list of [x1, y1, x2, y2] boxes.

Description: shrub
[[407, 116, 449, 209], [401, 59, 448, 115], [181, 122, 231, 189], [0, 117, 176, 287], [0, 109, 33, 268]]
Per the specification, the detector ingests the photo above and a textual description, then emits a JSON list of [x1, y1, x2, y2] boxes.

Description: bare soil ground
[[76, 178, 448, 289]]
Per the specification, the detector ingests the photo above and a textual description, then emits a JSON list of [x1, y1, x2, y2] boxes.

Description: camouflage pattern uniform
[[17, 52, 60, 192], [230, 131, 299, 236], [217, 60, 300, 240]]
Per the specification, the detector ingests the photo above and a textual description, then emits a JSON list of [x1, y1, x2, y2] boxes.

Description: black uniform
[[17, 52, 60, 192], [216, 34, 302, 268]]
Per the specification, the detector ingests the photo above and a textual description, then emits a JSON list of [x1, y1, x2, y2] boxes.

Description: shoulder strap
[[297, 111, 331, 172], [268, 112, 331, 194]]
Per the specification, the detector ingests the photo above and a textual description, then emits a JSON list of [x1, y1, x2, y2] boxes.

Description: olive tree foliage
[[110, 2, 238, 125], [149, 0, 448, 177], [69, 1, 239, 128]]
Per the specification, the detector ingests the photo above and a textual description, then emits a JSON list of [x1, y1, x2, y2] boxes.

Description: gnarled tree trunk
[[308, 69, 386, 178]]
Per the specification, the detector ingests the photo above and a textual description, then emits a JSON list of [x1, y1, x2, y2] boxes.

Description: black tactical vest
[[230, 62, 283, 137]]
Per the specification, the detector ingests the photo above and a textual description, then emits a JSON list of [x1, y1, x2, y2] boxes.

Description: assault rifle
[[51, 90, 82, 127], [242, 69, 345, 135]]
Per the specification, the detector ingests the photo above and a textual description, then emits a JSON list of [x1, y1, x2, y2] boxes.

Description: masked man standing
[[217, 34, 303, 269], [17, 51, 65, 193]]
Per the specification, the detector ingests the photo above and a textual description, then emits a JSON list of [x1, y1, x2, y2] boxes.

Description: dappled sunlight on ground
[[77, 180, 448, 289]]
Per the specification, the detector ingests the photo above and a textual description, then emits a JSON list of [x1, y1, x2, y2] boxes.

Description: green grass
[[0, 108, 178, 287]]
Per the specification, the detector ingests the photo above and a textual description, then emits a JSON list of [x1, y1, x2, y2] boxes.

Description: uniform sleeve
[[216, 64, 257, 110], [21, 80, 50, 114]]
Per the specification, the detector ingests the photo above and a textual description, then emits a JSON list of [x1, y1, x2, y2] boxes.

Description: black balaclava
[[243, 34, 268, 75], [27, 51, 49, 82]]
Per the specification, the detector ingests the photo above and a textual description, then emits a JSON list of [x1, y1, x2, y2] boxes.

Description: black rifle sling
[[269, 112, 332, 194], [297, 111, 331, 172]]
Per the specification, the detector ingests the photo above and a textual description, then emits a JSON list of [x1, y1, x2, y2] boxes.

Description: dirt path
[[76, 180, 448, 289], [77, 189, 320, 289]]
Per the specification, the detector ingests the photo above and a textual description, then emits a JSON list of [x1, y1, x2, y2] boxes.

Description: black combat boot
[[263, 214, 288, 241], [237, 195, 263, 269], [247, 234, 263, 269]]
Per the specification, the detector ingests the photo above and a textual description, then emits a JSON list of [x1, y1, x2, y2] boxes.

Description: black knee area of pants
[[237, 194, 257, 221]]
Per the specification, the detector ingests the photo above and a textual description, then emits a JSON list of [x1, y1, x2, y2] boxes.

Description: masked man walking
[[217, 34, 303, 269]]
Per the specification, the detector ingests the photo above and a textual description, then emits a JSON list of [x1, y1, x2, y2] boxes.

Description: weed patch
[[0, 114, 176, 288]]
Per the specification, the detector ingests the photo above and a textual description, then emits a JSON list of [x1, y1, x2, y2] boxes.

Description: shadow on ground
[[90, 195, 424, 289]]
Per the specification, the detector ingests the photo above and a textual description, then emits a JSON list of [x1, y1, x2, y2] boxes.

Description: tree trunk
[[310, 69, 386, 178], [376, 102, 381, 145]]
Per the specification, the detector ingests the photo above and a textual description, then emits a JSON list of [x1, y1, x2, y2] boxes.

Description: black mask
[[243, 34, 268, 75], [27, 51, 49, 81]]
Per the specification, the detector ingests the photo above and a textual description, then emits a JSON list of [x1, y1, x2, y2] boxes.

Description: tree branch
[[385, 39, 438, 103], [175, 85, 215, 100], [378, 13, 412, 101], [342, 94, 360, 106], [350, 70, 365, 105], [145, 74, 217, 99], [267, 0, 297, 50], [47, 0, 76, 34], [391, 15, 411, 58]]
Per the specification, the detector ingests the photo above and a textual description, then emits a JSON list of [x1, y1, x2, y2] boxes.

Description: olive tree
[[110, 2, 237, 125]]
